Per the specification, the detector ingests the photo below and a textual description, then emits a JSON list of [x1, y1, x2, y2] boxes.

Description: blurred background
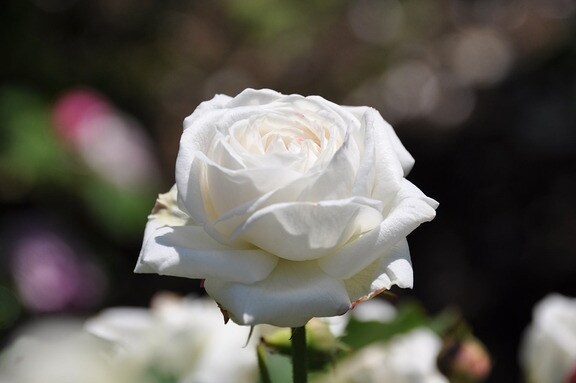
[[1, 0, 575, 381]]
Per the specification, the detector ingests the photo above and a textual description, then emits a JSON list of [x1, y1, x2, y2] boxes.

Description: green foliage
[[0, 286, 20, 330], [258, 351, 329, 383], [0, 86, 153, 239], [0, 87, 74, 190], [223, 0, 346, 45], [260, 352, 293, 383], [80, 178, 152, 240], [341, 300, 430, 350], [146, 366, 179, 383], [262, 320, 347, 371]]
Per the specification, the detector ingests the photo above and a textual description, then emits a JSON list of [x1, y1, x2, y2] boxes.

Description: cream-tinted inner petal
[[223, 110, 345, 174]]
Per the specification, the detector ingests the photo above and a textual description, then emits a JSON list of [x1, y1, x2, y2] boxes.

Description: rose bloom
[[0, 319, 129, 383], [136, 89, 438, 327], [520, 294, 576, 383], [86, 294, 258, 383]]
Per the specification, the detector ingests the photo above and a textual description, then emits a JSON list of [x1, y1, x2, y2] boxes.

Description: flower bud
[[438, 337, 491, 382]]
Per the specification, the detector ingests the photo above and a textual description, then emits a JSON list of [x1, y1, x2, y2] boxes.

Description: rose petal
[[343, 239, 412, 303], [319, 179, 438, 279], [296, 132, 360, 201], [363, 109, 408, 205], [345, 106, 415, 176], [209, 177, 317, 241], [208, 131, 246, 170], [183, 94, 233, 130], [306, 95, 363, 140], [203, 155, 303, 219], [136, 225, 278, 284], [384, 122, 415, 176], [176, 117, 220, 221], [233, 197, 383, 261], [351, 120, 375, 198], [204, 260, 351, 327], [225, 88, 283, 108], [134, 186, 190, 273]]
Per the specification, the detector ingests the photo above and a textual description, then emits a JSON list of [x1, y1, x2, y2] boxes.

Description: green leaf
[[341, 301, 429, 350], [262, 352, 292, 383], [146, 366, 178, 383], [80, 178, 153, 240], [0, 87, 73, 188]]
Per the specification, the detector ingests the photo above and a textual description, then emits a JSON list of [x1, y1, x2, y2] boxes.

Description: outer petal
[[182, 93, 232, 130], [225, 88, 284, 107], [134, 186, 189, 273], [176, 116, 220, 222], [307, 95, 363, 136], [343, 239, 412, 304], [344, 106, 415, 175], [319, 179, 438, 279], [363, 109, 408, 205], [204, 260, 351, 327], [137, 225, 278, 284], [233, 197, 383, 261]]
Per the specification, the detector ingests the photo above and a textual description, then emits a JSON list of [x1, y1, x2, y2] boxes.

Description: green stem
[[291, 326, 308, 383]]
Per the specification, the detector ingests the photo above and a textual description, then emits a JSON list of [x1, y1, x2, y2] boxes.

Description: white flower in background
[[315, 328, 447, 383], [350, 296, 398, 322], [0, 319, 129, 383], [86, 294, 258, 383], [136, 88, 438, 327], [520, 294, 576, 383]]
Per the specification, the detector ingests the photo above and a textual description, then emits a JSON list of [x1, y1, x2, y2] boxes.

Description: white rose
[[314, 328, 448, 383], [86, 294, 258, 383], [0, 319, 129, 383], [520, 294, 576, 383], [135, 88, 438, 327]]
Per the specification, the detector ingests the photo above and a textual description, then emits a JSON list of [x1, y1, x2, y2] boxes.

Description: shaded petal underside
[[204, 260, 351, 327]]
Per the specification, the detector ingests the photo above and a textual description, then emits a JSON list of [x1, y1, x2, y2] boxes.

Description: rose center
[[226, 111, 341, 172], [261, 131, 320, 155]]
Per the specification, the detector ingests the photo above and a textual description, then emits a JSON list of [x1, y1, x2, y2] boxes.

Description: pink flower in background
[[52, 89, 111, 142], [52, 88, 159, 191], [10, 227, 107, 313]]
